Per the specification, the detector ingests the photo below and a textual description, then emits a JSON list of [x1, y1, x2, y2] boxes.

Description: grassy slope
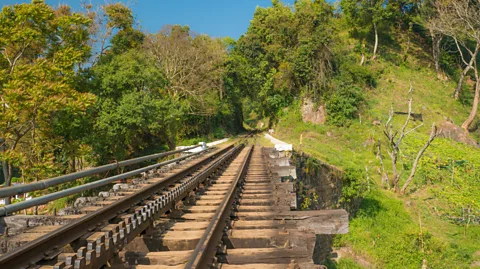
[[270, 43, 480, 268]]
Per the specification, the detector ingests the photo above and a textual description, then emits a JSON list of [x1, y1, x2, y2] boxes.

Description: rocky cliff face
[[301, 98, 326, 125]]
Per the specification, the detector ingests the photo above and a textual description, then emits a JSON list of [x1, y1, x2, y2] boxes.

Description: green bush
[[334, 57, 378, 88], [340, 167, 368, 213], [326, 85, 365, 126], [213, 126, 226, 138]]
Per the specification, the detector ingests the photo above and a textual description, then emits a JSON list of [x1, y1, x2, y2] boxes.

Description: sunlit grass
[[267, 57, 480, 267]]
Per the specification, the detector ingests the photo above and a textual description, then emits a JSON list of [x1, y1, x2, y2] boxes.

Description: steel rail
[[185, 145, 253, 269], [0, 145, 202, 199], [0, 147, 208, 216], [0, 145, 235, 269]]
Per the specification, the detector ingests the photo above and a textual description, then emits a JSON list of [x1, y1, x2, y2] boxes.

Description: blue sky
[[1, 0, 310, 39]]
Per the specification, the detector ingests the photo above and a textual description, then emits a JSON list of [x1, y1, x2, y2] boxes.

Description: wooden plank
[[235, 210, 349, 234], [122, 250, 192, 266], [224, 247, 310, 264]]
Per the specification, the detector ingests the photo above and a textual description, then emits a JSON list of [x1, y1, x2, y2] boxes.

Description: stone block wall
[[291, 152, 345, 265], [292, 152, 343, 210]]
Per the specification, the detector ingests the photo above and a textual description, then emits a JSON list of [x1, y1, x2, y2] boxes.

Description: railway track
[[0, 141, 348, 269]]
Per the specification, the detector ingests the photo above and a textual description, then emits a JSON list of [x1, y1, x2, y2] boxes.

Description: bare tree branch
[[401, 123, 440, 194]]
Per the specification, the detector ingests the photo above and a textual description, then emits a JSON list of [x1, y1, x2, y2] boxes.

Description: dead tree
[[376, 140, 389, 187], [383, 94, 424, 190], [400, 123, 440, 194]]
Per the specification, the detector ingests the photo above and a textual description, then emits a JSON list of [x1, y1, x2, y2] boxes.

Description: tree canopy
[[0, 1, 95, 195], [231, 0, 335, 125]]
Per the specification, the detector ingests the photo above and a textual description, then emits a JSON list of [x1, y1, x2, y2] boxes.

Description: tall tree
[[91, 49, 178, 157], [341, 0, 391, 61], [232, 0, 334, 124], [420, 0, 444, 75], [144, 25, 228, 116], [431, 0, 480, 130], [0, 1, 95, 203]]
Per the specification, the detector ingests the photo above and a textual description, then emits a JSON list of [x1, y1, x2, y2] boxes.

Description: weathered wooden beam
[[235, 209, 348, 234]]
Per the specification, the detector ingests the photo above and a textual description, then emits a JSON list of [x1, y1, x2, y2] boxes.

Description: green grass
[[325, 257, 368, 269], [268, 54, 480, 267], [245, 134, 276, 147], [336, 190, 479, 268]]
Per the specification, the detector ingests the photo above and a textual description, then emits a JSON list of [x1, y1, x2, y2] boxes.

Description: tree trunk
[[1, 139, 12, 205], [376, 140, 388, 186], [166, 135, 176, 150], [4, 163, 12, 205], [2, 159, 8, 185], [372, 22, 378, 60], [403, 34, 411, 63], [454, 46, 479, 100], [390, 151, 398, 189], [454, 68, 468, 100], [69, 157, 76, 173], [431, 30, 442, 75], [461, 67, 480, 130], [401, 124, 438, 194]]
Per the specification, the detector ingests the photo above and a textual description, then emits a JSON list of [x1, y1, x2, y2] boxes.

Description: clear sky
[[1, 0, 306, 39]]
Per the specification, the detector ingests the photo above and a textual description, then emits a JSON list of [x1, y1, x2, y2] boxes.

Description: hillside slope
[[268, 46, 480, 268]]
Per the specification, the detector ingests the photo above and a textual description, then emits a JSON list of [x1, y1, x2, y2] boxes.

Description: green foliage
[[94, 91, 179, 160], [103, 3, 134, 29], [110, 29, 145, 54], [335, 59, 378, 88], [271, 51, 480, 267], [337, 190, 480, 268], [340, 0, 391, 44], [324, 46, 377, 127], [400, 137, 480, 218], [47, 196, 72, 213], [0, 0, 243, 192], [92, 50, 165, 98], [0, 0, 95, 186], [231, 0, 335, 122], [339, 168, 368, 210], [1, 1, 478, 267], [91, 48, 180, 160], [326, 85, 365, 126]]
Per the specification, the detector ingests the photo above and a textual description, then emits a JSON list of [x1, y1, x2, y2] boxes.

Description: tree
[[91, 48, 180, 159], [144, 25, 228, 116], [341, 0, 391, 61], [400, 123, 439, 194], [84, 2, 187, 159], [232, 0, 334, 124], [431, 0, 480, 129], [420, 0, 444, 75], [0, 1, 95, 203], [104, 3, 144, 55], [381, 89, 439, 192], [81, 2, 144, 65]]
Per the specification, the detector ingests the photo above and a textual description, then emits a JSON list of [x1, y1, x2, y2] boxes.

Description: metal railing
[[0, 146, 210, 216], [0, 145, 202, 200]]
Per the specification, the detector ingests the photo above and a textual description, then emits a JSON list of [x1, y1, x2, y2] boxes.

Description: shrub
[[340, 167, 368, 214], [326, 85, 365, 126]]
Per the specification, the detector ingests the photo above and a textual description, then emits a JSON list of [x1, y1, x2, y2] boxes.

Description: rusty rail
[[185, 146, 253, 269], [0, 145, 239, 269]]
